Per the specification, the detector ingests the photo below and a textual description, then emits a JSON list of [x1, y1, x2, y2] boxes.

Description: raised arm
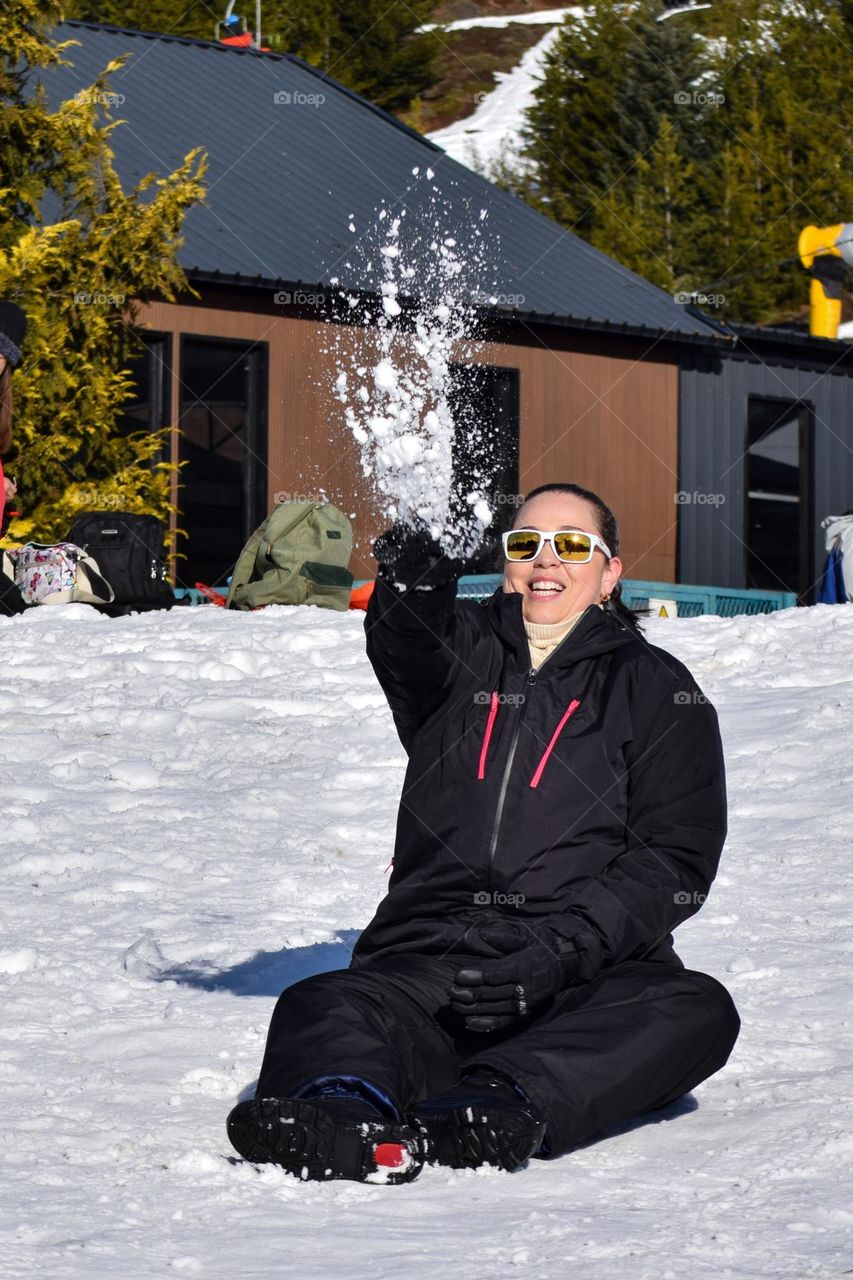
[[364, 523, 476, 754]]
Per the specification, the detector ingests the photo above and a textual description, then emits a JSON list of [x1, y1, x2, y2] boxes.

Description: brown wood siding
[[137, 300, 678, 583]]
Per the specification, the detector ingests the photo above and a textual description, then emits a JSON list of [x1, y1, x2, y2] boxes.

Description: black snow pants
[[255, 952, 740, 1159]]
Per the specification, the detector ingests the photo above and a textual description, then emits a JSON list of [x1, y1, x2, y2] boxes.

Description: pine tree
[[591, 117, 698, 294], [65, 0, 215, 41], [518, 0, 702, 234], [338, 0, 440, 114], [693, 0, 853, 320], [0, 0, 206, 543], [514, 0, 853, 325], [67, 0, 441, 113]]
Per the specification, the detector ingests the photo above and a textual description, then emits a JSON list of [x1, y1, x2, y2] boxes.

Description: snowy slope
[[2, 600, 853, 1278], [428, 25, 562, 173], [420, 7, 578, 32]]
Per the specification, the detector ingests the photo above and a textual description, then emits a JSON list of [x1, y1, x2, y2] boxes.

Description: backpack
[[3, 542, 114, 606], [66, 512, 174, 609], [226, 501, 353, 611]]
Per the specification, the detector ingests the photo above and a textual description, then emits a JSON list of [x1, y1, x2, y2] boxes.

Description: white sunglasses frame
[[502, 527, 613, 563]]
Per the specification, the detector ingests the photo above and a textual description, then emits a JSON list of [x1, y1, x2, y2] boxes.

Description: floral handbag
[[3, 542, 114, 606]]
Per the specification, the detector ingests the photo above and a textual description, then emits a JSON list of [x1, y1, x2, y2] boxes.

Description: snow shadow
[[578, 1091, 700, 1147], [153, 932, 362, 997]]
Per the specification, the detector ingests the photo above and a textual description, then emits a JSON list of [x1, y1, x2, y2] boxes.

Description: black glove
[[372, 520, 460, 591], [449, 915, 603, 1033]]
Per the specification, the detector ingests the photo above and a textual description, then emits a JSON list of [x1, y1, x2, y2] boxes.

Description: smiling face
[[502, 491, 623, 624]]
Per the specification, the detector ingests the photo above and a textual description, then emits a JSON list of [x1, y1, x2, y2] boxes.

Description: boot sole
[[226, 1098, 423, 1184], [412, 1103, 545, 1172]]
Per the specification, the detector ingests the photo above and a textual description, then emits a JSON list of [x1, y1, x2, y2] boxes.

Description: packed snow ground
[[428, 25, 562, 173], [2, 600, 852, 1278]]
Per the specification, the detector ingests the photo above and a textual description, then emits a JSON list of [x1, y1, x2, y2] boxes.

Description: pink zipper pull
[[529, 700, 581, 789], [477, 692, 500, 780]]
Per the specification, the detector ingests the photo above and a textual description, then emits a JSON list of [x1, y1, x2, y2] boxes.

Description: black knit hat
[[0, 301, 27, 368]]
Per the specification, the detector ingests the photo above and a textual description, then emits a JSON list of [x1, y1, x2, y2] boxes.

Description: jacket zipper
[[486, 668, 537, 871], [529, 699, 582, 789], [477, 692, 501, 780]]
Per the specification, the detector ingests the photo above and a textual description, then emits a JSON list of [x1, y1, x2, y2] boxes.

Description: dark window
[[178, 337, 268, 587], [448, 363, 520, 573], [745, 397, 813, 603], [118, 333, 171, 438]]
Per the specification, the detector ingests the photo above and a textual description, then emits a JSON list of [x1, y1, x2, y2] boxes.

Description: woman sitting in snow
[[227, 482, 740, 1183]]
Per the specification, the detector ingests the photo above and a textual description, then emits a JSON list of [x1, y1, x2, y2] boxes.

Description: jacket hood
[[481, 586, 639, 668]]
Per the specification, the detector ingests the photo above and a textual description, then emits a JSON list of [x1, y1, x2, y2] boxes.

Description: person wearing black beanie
[[0, 300, 28, 616]]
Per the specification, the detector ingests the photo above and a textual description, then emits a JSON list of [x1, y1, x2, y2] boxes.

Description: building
[[41, 22, 853, 601], [679, 323, 853, 604]]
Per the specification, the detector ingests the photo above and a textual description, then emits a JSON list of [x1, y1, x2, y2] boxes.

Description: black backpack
[[66, 512, 175, 612]]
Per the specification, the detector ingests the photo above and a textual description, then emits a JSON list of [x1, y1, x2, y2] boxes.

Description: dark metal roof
[[44, 21, 720, 340]]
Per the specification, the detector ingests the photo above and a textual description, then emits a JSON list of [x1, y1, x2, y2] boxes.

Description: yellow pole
[[798, 223, 853, 339], [809, 277, 843, 339]]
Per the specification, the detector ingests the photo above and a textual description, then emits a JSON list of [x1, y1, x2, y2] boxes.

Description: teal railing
[[452, 575, 796, 616], [176, 576, 796, 616]]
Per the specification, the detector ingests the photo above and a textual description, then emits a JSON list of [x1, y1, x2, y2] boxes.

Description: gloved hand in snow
[[372, 520, 461, 591], [450, 915, 603, 1033]]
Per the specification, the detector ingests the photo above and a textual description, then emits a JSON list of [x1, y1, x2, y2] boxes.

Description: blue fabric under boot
[[292, 1073, 400, 1120]]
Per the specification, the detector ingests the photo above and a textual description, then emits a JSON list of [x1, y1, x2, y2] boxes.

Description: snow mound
[[1, 601, 852, 1276]]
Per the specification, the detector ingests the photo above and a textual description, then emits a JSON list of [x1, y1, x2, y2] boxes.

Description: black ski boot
[[227, 1096, 423, 1184], [410, 1071, 546, 1172]]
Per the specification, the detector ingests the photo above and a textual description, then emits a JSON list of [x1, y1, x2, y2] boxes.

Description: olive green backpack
[[226, 501, 354, 611]]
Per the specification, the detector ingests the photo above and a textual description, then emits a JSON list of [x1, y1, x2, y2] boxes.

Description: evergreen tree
[[519, 0, 702, 233], [0, 0, 206, 543], [515, 0, 853, 324], [65, 0, 214, 41], [67, 0, 441, 113], [693, 0, 853, 320], [591, 117, 698, 294]]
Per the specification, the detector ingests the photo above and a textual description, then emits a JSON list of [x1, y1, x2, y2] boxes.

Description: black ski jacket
[[352, 577, 727, 971]]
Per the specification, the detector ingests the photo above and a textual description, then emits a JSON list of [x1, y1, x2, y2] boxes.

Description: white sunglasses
[[502, 527, 613, 563]]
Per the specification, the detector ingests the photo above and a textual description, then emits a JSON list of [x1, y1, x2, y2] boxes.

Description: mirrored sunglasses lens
[[554, 532, 593, 561], [505, 531, 542, 560]]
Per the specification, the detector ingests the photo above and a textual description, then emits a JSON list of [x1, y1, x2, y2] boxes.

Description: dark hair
[[0, 363, 11, 454], [514, 482, 646, 634]]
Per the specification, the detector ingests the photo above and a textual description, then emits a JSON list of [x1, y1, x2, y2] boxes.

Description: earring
[[600, 593, 611, 604]]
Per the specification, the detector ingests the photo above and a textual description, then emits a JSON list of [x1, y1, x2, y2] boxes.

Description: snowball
[[373, 360, 398, 391]]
